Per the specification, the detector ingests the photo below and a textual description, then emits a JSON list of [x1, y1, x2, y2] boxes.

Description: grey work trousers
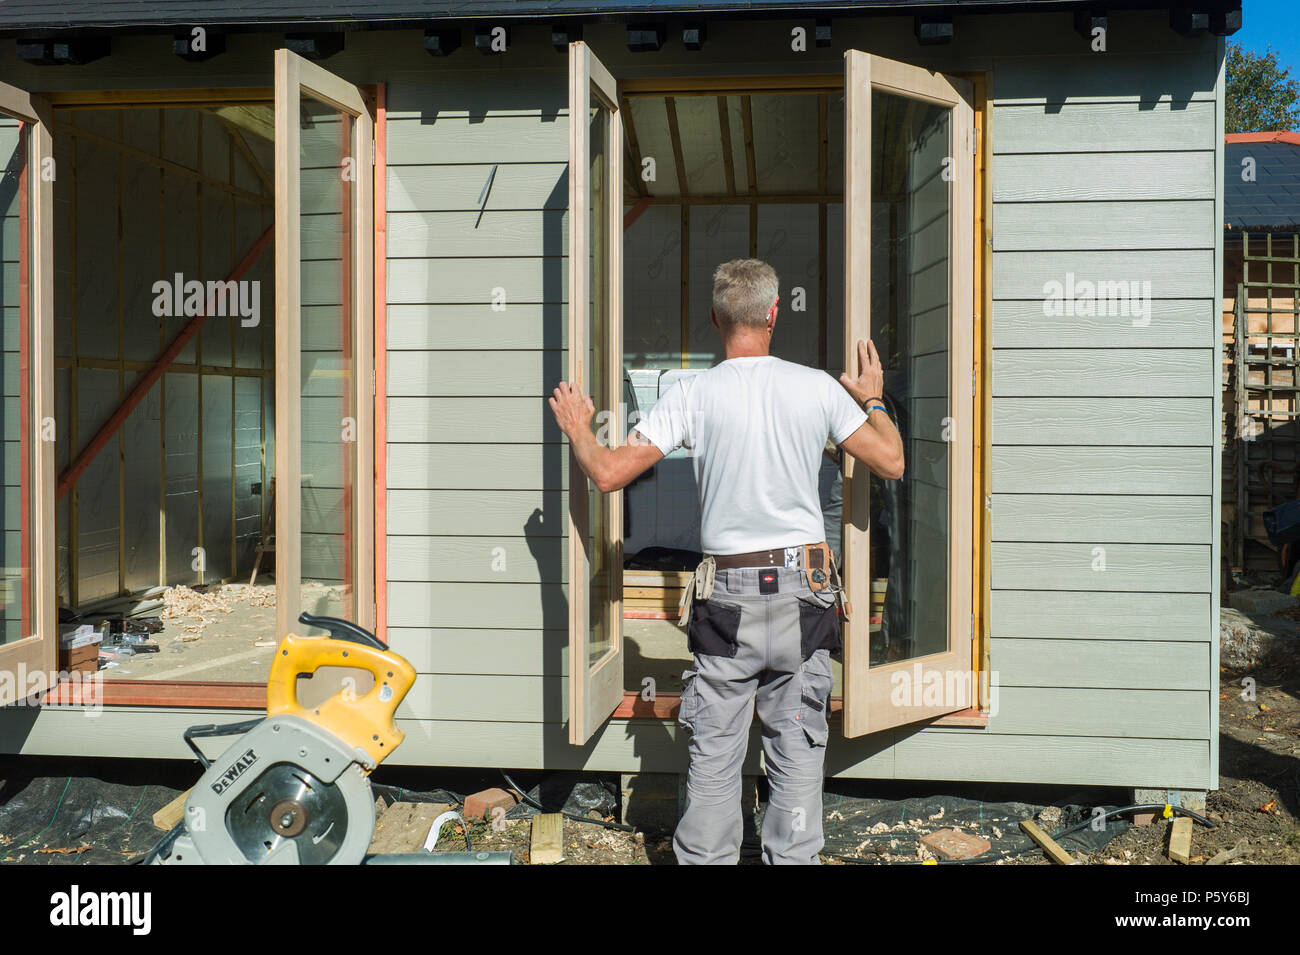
[[672, 566, 839, 865]]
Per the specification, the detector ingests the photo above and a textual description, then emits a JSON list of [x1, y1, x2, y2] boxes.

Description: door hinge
[[972, 366, 977, 397], [972, 126, 979, 156]]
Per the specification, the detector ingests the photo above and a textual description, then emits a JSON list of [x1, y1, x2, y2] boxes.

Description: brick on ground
[[919, 828, 991, 860], [463, 787, 519, 820]]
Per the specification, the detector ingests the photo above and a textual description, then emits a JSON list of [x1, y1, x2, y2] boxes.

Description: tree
[[1226, 42, 1300, 133]]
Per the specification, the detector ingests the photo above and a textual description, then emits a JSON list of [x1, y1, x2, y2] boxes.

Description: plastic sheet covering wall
[[758, 203, 820, 369], [687, 204, 748, 366], [622, 204, 679, 370], [163, 373, 200, 586], [53, 107, 276, 608], [122, 379, 161, 593], [234, 377, 264, 572], [825, 202, 844, 376], [75, 369, 120, 603], [201, 375, 234, 582]]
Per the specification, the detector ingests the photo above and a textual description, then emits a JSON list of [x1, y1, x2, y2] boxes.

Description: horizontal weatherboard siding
[[991, 153, 1215, 202], [992, 201, 1214, 252], [991, 590, 1211, 641], [992, 494, 1211, 544], [993, 349, 1212, 397], [992, 299, 1211, 348], [992, 447, 1211, 494], [992, 542, 1212, 593], [991, 397, 1213, 445]]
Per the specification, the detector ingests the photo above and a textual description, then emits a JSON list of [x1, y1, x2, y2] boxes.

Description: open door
[[841, 52, 975, 737], [567, 41, 625, 744], [274, 50, 375, 640], [0, 82, 54, 706]]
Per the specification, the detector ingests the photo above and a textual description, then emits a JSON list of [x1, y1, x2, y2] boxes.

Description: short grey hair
[[712, 258, 779, 329]]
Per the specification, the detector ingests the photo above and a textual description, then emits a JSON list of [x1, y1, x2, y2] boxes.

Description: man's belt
[[708, 542, 829, 572], [681, 542, 846, 627], [709, 548, 792, 569]]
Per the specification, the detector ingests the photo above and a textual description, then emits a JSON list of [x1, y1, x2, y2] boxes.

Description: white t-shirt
[[632, 355, 868, 555]]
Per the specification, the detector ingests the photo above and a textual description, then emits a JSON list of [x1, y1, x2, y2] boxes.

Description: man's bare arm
[[548, 381, 665, 493], [837, 339, 905, 480]]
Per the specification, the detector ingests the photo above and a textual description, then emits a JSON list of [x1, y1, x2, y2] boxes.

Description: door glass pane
[[0, 117, 33, 644], [298, 96, 355, 624], [588, 97, 613, 667], [869, 90, 950, 666]]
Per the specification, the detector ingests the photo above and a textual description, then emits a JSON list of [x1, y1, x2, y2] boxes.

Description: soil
[[1087, 667, 1300, 867]]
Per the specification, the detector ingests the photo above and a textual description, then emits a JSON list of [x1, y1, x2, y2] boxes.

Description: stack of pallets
[[622, 570, 691, 619]]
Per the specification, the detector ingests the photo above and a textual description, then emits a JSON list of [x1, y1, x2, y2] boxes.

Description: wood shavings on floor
[[161, 584, 276, 634]]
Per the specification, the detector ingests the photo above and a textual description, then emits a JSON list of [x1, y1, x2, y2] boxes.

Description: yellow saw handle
[[265, 631, 416, 769]]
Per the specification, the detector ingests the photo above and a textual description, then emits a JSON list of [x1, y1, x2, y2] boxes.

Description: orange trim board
[[42, 680, 267, 708]]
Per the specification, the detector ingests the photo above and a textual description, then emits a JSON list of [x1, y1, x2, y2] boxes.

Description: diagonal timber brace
[[56, 225, 274, 501]]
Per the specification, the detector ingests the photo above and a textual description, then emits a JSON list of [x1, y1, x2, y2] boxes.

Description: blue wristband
[[866, 403, 888, 418]]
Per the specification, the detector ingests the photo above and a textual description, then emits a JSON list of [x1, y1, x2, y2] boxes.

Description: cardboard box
[[59, 623, 105, 650], [58, 641, 100, 675]]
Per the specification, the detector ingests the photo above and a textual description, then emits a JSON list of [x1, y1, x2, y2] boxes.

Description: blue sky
[[1235, 0, 1300, 75]]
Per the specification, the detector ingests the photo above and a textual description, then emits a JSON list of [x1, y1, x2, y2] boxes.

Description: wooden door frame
[[841, 51, 976, 738], [274, 49, 375, 644], [568, 40, 627, 745], [35, 78, 382, 709], [607, 68, 989, 730]]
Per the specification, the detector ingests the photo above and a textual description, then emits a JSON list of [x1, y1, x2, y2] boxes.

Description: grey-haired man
[[549, 258, 903, 864]]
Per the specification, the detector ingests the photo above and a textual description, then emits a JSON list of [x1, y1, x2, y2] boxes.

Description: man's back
[[634, 355, 866, 554]]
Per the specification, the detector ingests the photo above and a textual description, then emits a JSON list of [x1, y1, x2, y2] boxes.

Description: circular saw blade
[[226, 763, 365, 865]]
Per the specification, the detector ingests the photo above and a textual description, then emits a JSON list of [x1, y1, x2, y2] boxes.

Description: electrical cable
[[500, 770, 634, 832]]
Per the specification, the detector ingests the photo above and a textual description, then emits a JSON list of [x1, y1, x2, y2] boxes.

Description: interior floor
[[101, 582, 278, 682]]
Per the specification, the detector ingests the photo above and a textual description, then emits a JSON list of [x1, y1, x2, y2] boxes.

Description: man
[[548, 258, 904, 864]]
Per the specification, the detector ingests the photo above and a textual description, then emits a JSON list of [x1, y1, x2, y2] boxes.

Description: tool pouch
[[803, 543, 831, 593], [678, 556, 716, 628]]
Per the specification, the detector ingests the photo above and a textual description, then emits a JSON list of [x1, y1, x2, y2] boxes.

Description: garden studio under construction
[[0, 0, 1233, 804]]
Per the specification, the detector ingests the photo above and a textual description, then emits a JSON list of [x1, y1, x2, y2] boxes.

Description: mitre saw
[[147, 612, 476, 865]]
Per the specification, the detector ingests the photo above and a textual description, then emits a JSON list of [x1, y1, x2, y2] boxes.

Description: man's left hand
[[549, 381, 595, 441]]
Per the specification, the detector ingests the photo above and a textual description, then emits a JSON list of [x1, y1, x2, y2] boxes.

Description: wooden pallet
[[623, 570, 689, 619]]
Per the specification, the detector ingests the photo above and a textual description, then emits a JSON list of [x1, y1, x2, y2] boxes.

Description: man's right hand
[[839, 339, 885, 406]]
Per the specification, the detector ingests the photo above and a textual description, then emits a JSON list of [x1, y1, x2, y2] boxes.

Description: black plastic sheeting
[[0, 765, 190, 865], [0, 760, 1126, 865], [808, 791, 1130, 864]]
